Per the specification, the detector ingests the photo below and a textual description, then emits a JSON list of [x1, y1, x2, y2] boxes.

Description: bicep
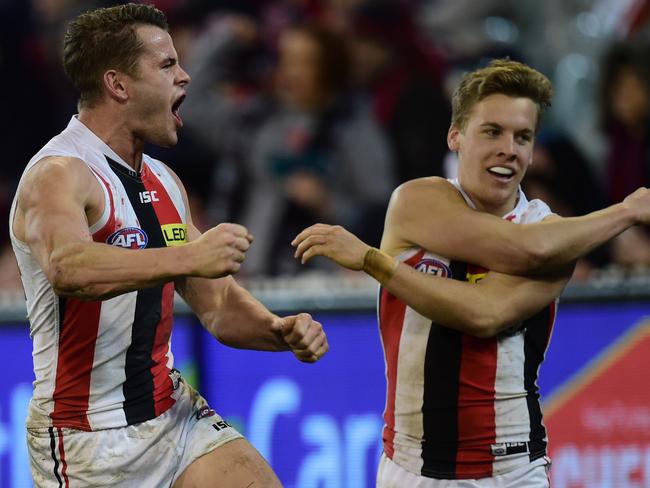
[[20, 158, 97, 275], [383, 179, 540, 273]]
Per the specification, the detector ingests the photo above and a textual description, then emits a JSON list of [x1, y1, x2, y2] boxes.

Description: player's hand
[[292, 224, 370, 270], [189, 223, 253, 278], [271, 313, 328, 363], [623, 187, 650, 225]]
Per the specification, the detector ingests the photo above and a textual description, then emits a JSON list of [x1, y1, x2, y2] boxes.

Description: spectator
[[183, 17, 395, 275], [599, 42, 650, 268], [600, 42, 650, 203], [345, 0, 451, 182]]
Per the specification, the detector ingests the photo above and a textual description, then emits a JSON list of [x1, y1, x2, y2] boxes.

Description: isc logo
[[139, 190, 159, 203], [414, 258, 451, 278], [106, 227, 148, 249]]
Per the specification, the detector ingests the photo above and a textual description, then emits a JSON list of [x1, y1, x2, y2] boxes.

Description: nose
[[497, 134, 516, 160], [177, 65, 191, 87]]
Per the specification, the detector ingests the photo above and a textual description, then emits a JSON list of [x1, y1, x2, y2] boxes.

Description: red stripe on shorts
[[56, 428, 70, 488]]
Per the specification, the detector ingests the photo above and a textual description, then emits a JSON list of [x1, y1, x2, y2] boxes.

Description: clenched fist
[[271, 313, 329, 363], [189, 223, 253, 278]]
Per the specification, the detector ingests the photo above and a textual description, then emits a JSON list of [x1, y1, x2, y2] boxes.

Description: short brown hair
[[451, 59, 553, 131], [63, 3, 168, 107]]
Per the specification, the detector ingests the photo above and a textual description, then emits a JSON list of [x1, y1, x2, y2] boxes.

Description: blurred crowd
[[1, 0, 650, 292]]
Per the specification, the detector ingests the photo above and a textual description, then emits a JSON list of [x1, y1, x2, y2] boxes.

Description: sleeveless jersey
[[379, 179, 556, 479], [9, 116, 188, 431]]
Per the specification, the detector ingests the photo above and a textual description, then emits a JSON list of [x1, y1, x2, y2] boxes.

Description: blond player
[[294, 59, 650, 487]]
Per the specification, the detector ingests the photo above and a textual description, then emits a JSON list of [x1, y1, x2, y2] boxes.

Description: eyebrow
[[479, 122, 534, 135]]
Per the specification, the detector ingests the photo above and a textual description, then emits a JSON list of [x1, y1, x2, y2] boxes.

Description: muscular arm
[[384, 177, 647, 275], [175, 224, 288, 351], [294, 223, 572, 338], [382, 262, 572, 338], [15, 157, 248, 300], [167, 169, 327, 360]]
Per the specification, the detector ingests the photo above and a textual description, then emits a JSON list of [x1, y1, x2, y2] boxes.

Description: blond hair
[[451, 59, 553, 131]]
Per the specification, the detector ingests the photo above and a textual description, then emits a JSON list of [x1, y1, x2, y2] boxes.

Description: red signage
[[545, 320, 650, 487]]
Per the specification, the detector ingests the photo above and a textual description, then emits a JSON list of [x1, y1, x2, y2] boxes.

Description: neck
[[456, 179, 519, 217], [78, 107, 144, 171]]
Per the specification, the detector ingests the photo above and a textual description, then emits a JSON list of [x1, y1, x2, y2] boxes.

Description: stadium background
[[0, 276, 649, 487], [1, 0, 650, 486]]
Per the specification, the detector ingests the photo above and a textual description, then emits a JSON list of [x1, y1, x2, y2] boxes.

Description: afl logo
[[107, 227, 148, 249], [414, 258, 451, 278]]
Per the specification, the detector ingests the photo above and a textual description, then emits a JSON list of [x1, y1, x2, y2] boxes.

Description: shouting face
[[124, 25, 190, 147]]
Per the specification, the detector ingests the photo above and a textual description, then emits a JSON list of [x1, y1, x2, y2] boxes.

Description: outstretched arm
[[385, 177, 650, 275], [293, 224, 571, 338]]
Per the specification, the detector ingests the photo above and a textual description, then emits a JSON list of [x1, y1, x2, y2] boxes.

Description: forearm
[[516, 203, 636, 272], [367, 250, 569, 338], [381, 264, 507, 337], [49, 241, 193, 299], [177, 275, 289, 351]]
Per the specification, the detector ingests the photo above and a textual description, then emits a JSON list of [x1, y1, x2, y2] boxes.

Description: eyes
[[482, 127, 533, 144], [161, 58, 178, 70]]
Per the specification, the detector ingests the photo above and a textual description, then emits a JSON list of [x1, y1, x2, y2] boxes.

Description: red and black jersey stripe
[[106, 157, 176, 425], [420, 260, 467, 478], [523, 301, 555, 462]]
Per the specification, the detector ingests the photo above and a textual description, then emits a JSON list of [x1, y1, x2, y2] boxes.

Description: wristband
[[363, 247, 399, 286]]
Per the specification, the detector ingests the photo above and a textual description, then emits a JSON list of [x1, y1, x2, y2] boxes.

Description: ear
[[103, 70, 130, 103], [447, 124, 460, 152]]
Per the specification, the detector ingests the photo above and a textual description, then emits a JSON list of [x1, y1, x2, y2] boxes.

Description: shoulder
[[22, 156, 94, 188], [390, 177, 462, 209], [18, 156, 99, 207]]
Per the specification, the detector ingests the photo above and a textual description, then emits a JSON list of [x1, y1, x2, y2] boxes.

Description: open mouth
[[171, 94, 186, 126], [487, 166, 515, 180]]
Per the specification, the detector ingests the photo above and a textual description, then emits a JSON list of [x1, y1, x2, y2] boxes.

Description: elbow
[[211, 326, 229, 345], [517, 235, 552, 273], [463, 307, 506, 339], [527, 243, 551, 271], [206, 320, 236, 347], [49, 256, 80, 296], [466, 316, 499, 339], [49, 254, 106, 300]]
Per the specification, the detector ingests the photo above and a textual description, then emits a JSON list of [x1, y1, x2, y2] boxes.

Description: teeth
[[489, 166, 513, 176]]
